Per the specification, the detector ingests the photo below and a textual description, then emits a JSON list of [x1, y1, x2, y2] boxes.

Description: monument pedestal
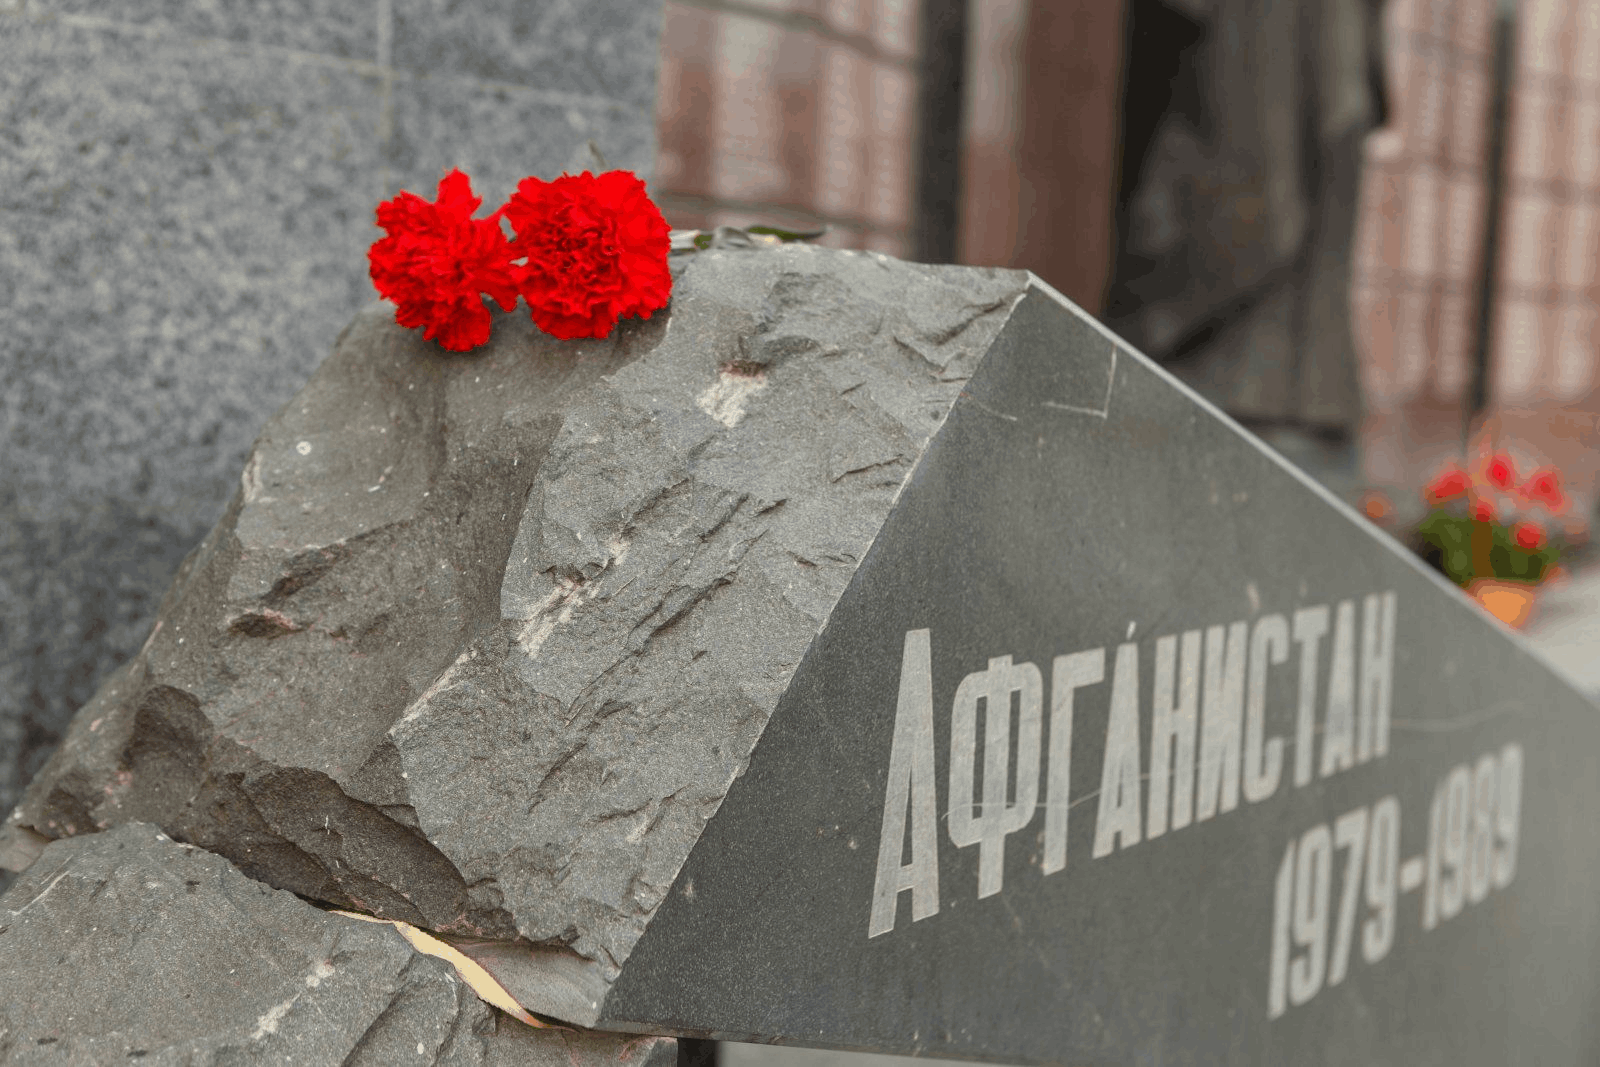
[[4, 242, 1598, 1065]]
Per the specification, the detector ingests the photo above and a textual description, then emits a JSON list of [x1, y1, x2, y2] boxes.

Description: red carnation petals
[[502, 170, 672, 341], [1513, 520, 1546, 552], [1520, 466, 1566, 511], [368, 169, 518, 352], [1484, 451, 1517, 491], [1425, 465, 1471, 505]]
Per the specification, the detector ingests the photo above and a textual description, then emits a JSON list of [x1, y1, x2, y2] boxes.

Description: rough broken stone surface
[[2, 244, 1029, 1015], [0, 822, 676, 1066], [0, 1, 668, 883]]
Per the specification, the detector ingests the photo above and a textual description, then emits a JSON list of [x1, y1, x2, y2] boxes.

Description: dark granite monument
[[3, 240, 1598, 1064]]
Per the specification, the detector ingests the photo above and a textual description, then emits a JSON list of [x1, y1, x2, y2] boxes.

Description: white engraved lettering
[[1244, 613, 1288, 804], [1320, 601, 1357, 778], [1196, 621, 1247, 821], [868, 629, 941, 937], [1357, 591, 1397, 762], [948, 655, 1043, 898], [1092, 642, 1143, 857], [1147, 630, 1200, 839], [1043, 648, 1104, 875]]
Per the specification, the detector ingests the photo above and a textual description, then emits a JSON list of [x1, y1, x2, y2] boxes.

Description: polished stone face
[[0, 0, 665, 839], [600, 287, 1600, 1066]]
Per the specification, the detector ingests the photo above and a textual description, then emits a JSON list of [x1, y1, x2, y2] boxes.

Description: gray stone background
[[0, 0, 664, 856]]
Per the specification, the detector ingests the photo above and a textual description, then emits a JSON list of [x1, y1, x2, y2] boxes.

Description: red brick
[[655, 3, 718, 200]]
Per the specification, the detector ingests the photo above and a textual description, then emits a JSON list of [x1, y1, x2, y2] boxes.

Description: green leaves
[[1489, 528, 1553, 584], [670, 225, 827, 253], [1416, 510, 1557, 587], [1417, 511, 1475, 586], [744, 224, 827, 242]]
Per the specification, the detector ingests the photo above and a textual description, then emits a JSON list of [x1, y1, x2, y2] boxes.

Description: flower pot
[[1466, 577, 1539, 629]]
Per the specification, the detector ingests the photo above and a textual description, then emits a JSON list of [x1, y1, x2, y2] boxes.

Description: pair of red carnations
[[367, 168, 672, 351]]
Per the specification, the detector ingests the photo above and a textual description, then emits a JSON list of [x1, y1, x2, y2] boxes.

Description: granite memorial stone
[[0, 0, 667, 855], [4, 241, 1598, 1065]]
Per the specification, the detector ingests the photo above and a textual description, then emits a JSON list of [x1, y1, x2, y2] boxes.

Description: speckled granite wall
[[0, 0, 665, 861]]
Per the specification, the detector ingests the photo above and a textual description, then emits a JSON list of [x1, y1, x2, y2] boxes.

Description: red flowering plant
[[368, 167, 671, 351], [1415, 446, 1569, 588]]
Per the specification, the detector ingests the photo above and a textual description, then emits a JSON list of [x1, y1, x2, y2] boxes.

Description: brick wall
[[956, 0, 1028, 267], [1486, 0, 1600, 514], [654, 0, 920, 253], [652, 0, 1124, 304], [1495, 0, 1600, 405], [1354, 0, 1600, 512], [1352, 0, 1497, 495]]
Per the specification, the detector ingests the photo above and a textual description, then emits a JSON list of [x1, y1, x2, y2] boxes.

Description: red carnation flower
[[1425, 465, 1471, 505], [502, 170, 672, 341], [1484, 451, 1518, 490], [368, 169, 517, 352], [1513, 520, 1546, 552], [1472, 497, 1496, 523], [1520, 466, 1566, 511]]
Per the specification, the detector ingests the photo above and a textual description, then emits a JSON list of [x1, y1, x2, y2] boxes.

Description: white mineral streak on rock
[[4, 871, 69, 919], [240, 452, 264, 504], [304, 958, 335, 988], [395, 649, 477, 727], [251, 996, 296, 1039], [515, 538, 630, 658], [696, 369, 767, 428], [516, 576, 593, 658]]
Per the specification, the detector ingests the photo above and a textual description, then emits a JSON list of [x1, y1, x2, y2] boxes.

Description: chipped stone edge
[[0, 823, 49, 874]]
